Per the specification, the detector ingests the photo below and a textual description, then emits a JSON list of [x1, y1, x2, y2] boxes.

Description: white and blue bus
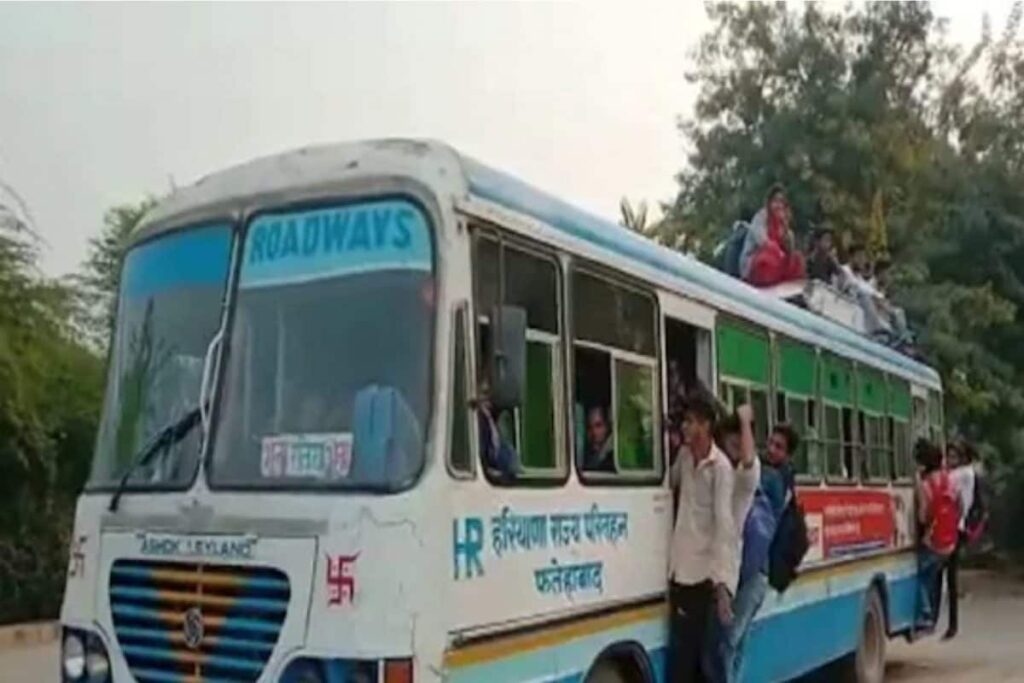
[[60, 139, 941, 683]]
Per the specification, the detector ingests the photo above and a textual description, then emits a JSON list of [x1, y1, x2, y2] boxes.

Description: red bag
[[925, 470, 959, 555]]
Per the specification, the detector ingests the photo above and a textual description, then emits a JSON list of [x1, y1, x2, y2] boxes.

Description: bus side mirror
[[487, 305, 527, 411]]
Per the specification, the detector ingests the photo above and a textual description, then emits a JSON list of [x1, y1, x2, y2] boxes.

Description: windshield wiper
[[108, 406, 202, 512]]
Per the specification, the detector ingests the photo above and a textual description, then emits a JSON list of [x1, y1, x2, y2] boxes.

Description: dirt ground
[[884, 570, 1024, 682]]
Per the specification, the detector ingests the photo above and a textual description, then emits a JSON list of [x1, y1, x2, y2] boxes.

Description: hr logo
[[452, 517, 484, 580]]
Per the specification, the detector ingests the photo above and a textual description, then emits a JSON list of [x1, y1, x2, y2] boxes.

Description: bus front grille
[[109, 559, 290, 683]]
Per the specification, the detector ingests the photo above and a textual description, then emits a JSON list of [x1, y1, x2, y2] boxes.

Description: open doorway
[[663, 316, 713, 462]]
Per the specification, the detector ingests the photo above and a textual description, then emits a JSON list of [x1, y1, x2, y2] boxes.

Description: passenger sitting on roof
[[740, 184, 806, 287], [871, 259, 913, 348], [806, 226, 842, 286], [839, 249, 913, 349], [839, 243, 875, 296]]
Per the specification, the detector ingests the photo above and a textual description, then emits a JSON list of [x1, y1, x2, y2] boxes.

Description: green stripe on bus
[[821, 354, 854, 405], [717, 321, 770, 385], [778, 338, 816, 396], [858, 367, 886, 413], [888, 378, 912, 419]]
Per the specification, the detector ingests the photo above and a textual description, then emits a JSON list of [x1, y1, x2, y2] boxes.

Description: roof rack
[[759, 279, 869, 335]]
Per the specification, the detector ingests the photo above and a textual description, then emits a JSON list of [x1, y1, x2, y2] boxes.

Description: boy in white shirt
[[944, 439, 977, 640], [668, 392, 738, 682]]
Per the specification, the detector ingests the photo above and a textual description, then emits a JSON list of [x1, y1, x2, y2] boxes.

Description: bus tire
[[840, 587, 887, 683], [584, 654, 643, 683]]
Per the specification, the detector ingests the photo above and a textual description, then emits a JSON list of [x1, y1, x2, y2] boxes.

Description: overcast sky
[[0, 1, 1004, 277]]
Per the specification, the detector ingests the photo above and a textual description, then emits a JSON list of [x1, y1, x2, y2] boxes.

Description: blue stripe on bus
[[446, 614, 667, 683], [444, 559, 919, 683]]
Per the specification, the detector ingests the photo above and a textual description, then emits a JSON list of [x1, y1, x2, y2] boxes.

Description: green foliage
[[669, 1, 1024, 557], [0, 193, 155, 622], [0, 188, 104, 623]]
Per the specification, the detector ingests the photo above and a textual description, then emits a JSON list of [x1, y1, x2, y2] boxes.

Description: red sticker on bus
[[798, 489, 895, 559]]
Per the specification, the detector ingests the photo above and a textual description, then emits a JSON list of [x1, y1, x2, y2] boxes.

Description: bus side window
[[893, 418, 911, 479], [928, 391, 944, 446], [472, 231, 564, 481], [573, 269, 659, 481], [862, 411, 889, 481], [912, 395, 928, 442], [823, 404, 843, 479], [856, 410, 867, 480], [842, 407, 855, 479]]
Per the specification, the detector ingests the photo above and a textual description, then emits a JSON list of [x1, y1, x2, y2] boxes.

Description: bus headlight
[[85, 644, 111, 682], [61, 632, 86, 681], [62, 629, 110, 683]]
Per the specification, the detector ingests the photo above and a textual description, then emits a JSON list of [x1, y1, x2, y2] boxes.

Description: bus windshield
[[209, 198, 435, 491], [88, 225, 233, 489]]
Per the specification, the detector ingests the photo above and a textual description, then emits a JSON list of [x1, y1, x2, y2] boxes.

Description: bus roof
[[137, 138, 941, 389], [457, 156, 941, 389]]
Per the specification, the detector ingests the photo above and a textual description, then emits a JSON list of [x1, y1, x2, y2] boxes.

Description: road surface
[[4, 572, 1022, 682], [884, 570, 1024, 682]]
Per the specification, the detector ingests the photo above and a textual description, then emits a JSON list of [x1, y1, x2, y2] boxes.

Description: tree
[[75, 197, 157, 349], [667, 2, 1024, 557], [0, 181, 104, 622], [620, 197, 650, 234]]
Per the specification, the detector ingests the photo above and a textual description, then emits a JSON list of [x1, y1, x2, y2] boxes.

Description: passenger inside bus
[[474, 374, 519, 480], [583, 406, 615, 472], [665, 319, 703, 462], [473, 325, 520, 480], [575, 345, 616, 473]]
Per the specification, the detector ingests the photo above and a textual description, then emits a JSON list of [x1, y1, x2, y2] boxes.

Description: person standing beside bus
[[761, 424, 798, 520], [669, 392, 738, 682], [943, 439, 977, 640], [706, 405, 772, 683], [914, 439, 959, 633], [727, 420, 801, 682]]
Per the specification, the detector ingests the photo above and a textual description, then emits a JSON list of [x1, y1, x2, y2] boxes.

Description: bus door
[[659, 292, 716, 467]]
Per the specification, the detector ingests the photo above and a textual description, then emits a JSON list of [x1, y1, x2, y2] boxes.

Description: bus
[[59, 139, 942, 683]]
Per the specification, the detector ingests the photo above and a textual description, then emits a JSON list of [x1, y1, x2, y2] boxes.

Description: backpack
[[767, 492, 809, 593], [925, 470, 959, 555], [964, 470, 989, 546], [717, 221, 750, 277]]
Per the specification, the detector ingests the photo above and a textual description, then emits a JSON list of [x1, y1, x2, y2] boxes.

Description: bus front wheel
[[584, 655, 644, 683]]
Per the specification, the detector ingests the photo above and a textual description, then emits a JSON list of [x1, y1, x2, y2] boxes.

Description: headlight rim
[[61, 631, 87, 681], [84, 643, 111, 683]]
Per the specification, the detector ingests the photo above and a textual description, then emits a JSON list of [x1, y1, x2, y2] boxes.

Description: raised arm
[[736, 404, 757, 469]]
